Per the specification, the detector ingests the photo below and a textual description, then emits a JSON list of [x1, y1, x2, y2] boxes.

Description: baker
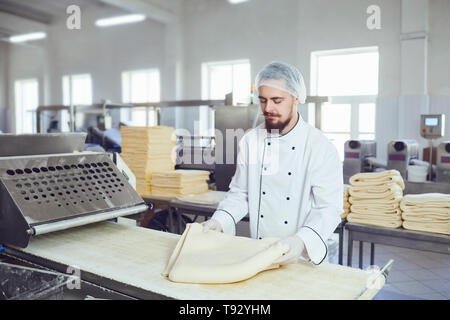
[[203, 61, 343, 265]]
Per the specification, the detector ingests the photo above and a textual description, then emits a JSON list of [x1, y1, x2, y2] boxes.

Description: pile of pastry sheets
[[120, 126, 176, 195], [150, 169, 210, 197], [342, 184, 351, 220], [400, 193, 450, 235], [347, 170, 404, 228]]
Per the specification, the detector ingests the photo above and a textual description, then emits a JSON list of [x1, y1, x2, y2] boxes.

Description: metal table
[[346, 222, 450, 268]]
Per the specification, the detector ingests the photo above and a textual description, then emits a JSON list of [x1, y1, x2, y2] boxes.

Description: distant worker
[[203, 61, 343, 265]]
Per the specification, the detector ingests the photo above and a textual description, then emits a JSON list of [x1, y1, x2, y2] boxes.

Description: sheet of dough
[[17, 222, 383, 300], [342, 184, 350, 219], [162, 223, 289, 284], [347, 214, 403, 228], [402, 221, 450, 235], [349, 170, 405, 190], [349, 183, 403, 200]]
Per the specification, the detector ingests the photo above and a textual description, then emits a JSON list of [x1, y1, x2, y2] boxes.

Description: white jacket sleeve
[[296, 141, 343, 264], [212, 138, 249, 235]]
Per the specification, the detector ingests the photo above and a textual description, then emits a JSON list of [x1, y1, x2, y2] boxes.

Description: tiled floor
[[234, 221, 450, 300]]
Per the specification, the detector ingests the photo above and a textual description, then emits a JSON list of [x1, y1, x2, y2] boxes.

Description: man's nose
[[263, 100, 276, 113]]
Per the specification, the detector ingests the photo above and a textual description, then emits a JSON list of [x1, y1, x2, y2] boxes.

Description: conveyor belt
[[6, 222, 384, 300]]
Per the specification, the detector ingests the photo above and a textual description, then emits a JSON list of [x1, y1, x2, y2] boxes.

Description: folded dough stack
[[347, 170, 404, 228], [162, 223, 289, 284], [400, 193, 450, 235], [342, 184, 351, 220], [120, 126, 176, 195], [150, 169, 210, 197]]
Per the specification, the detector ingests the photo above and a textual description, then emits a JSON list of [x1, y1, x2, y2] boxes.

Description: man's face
[[258, 85, 298, 132]]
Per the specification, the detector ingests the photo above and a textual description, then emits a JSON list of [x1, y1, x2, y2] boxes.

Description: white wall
[[0, 42, 8, 132]]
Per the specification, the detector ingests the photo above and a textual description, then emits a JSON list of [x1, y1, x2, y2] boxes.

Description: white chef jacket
[[212, 113, 343, 265]]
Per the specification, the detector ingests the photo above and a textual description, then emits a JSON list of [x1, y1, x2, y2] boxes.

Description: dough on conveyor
[[400, 193, 450, 235], [162, 223, 290, 284]]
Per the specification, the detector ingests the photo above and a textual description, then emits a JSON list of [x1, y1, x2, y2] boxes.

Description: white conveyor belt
[[17, 222, 385, 300]]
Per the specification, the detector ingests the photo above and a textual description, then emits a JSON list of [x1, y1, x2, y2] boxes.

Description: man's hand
[[272, 235, 305, 265], [201, 218, 223, 233]]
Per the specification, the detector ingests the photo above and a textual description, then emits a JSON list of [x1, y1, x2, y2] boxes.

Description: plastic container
[[407, 165, 428, 182], [0, 262, 69, 300]]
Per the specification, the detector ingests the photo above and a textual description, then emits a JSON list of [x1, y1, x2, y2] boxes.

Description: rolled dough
[[162, 223, 290, 284]]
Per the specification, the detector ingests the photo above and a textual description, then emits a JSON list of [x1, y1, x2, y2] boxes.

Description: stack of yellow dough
[[400, 193, 450, 235], [150, 169, 210, 197], [342, 184, 351, 219], [120, 126, 176, 195], [347, 170, 404, 228]]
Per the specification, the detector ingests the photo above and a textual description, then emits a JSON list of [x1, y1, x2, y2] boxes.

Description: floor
[[234, 221, 450, 300]]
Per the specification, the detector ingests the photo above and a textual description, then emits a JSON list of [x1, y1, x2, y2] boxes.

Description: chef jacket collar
[[264, 112, 304, 140]]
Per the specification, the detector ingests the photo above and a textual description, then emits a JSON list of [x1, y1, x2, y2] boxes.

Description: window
[[63, 74, 93, 105], [15, 79, 38, 134], [310, 47, 379, 160], [121, 69, 160, 126], [201, 60, 251, 136]]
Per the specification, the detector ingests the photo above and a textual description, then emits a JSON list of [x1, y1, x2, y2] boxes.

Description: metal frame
[[346, 222, 450, 268]]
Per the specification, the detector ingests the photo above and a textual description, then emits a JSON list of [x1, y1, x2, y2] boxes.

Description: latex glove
[[272, 236, 305, 265], [201, 218, 223, 233]]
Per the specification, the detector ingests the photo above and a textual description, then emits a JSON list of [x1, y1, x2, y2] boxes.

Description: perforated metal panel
[[0, 152, 144, 226]]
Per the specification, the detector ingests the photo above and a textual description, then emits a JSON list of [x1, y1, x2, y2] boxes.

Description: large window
[[14, 78, 38, 134], [121, 69, 160, 126], [63, 73, 93, 105], [62, 74, 93, 131], [310, 47, 379, 160], [201, 60, 251, 136]]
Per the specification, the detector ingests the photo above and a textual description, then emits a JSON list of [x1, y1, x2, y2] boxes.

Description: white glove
[[201, 218, 223, 233], [272, 235, 306, 265]]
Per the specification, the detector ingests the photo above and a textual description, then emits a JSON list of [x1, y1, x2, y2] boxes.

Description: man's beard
[[264, 110, 295, 133]]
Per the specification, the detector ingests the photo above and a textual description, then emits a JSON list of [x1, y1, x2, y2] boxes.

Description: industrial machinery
[[420, 114, 446, 182], [387, 140, 422, 179], [0, 133, 148, 248], [436, 141, 450, 183], [343, 140, 385, 183]]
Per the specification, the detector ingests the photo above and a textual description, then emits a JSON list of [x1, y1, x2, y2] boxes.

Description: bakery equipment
[[0, 133, 148, 248], [387, 140, 424, 179], [420, 114, 446, 182], [436, 141, 450, 183], [343, 140, 385, 183]]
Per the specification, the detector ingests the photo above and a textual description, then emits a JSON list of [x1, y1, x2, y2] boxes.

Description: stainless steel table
[[346, 222, 450, 268]]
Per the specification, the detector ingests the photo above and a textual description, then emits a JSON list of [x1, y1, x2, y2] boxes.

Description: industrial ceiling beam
[[98, 0, 176, 24], [0, 0, 51, 24]]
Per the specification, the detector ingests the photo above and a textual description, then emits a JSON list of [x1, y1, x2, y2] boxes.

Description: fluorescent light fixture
[[228, 0, 249, 4], [95, 14, 146, 27], [9, 32, 46, 43]]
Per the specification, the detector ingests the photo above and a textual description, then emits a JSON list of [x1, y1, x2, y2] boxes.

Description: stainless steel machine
[[343, 140, 384, 183], [387, 140, 421, 179], [0, 133, 148, 248], [436, 141, 450, 183]]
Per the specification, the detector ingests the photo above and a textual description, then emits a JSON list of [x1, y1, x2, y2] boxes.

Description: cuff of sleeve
[[296, 227, 327, 265], [212, 210, 236, 236]]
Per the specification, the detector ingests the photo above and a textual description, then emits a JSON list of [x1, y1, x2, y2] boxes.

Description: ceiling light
[[228, 0, 249, 4], [95, 14, 146, 27], [9, 32, 46, 43]]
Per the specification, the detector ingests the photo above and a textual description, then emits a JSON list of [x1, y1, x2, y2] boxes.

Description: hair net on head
[[255, 61, 307, 104]]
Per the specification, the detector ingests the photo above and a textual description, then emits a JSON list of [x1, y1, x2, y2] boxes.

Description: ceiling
[[0, 0, 106, 24]]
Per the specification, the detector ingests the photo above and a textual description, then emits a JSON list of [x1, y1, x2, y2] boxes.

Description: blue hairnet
[[255, 61, 307, 104]]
